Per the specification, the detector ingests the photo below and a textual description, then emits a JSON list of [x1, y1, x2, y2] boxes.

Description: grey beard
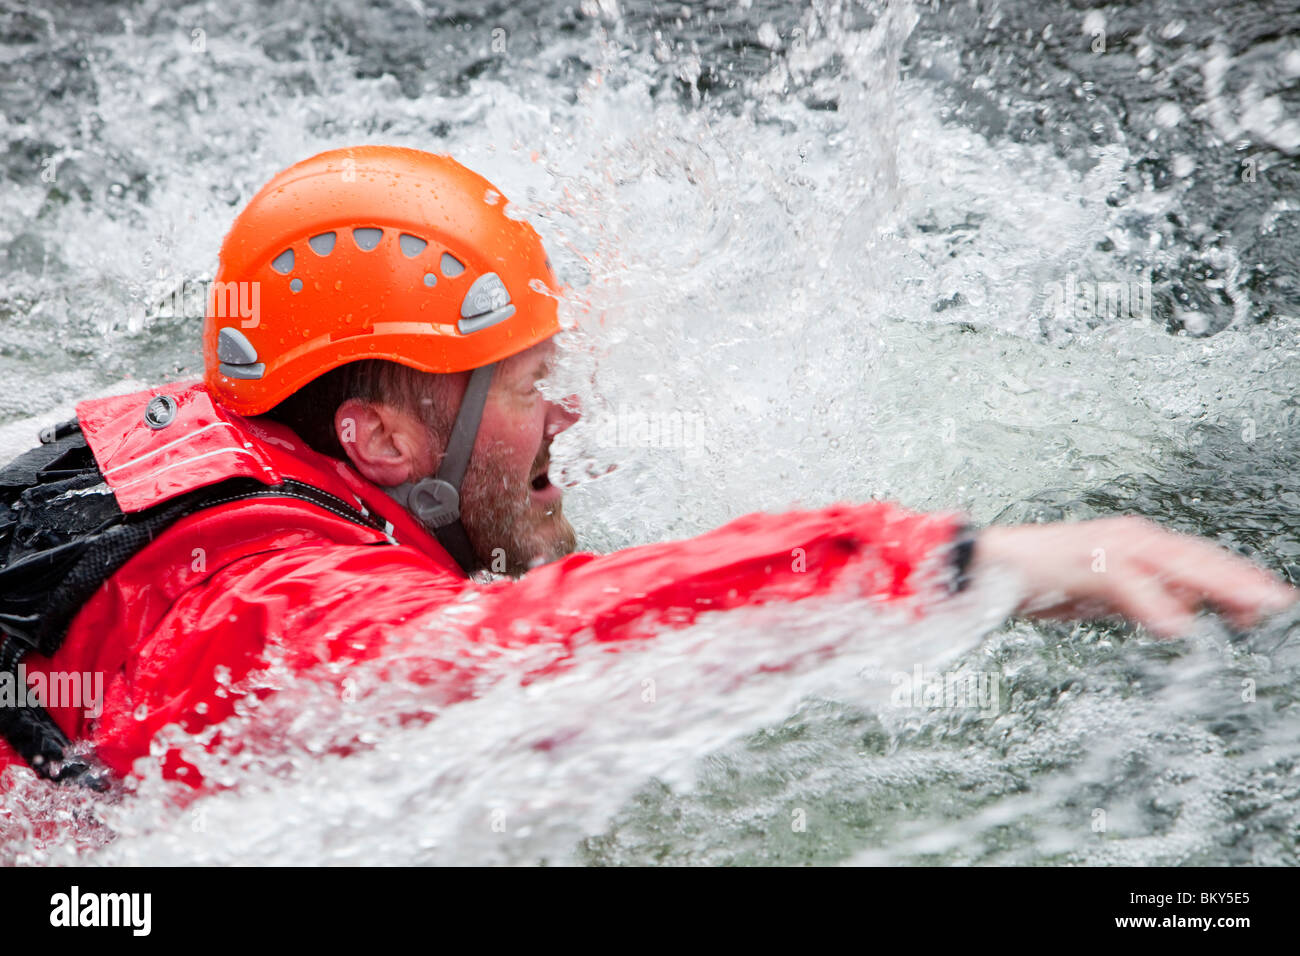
[[456, 455, 577, 577]]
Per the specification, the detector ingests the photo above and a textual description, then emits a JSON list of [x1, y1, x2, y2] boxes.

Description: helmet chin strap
[[385, 362, 496, 574]]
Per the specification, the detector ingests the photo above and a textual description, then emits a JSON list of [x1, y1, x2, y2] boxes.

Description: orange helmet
[[204, 145, 561, 416]]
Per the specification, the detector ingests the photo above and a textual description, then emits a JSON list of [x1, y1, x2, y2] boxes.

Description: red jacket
[[0, 382, 967, 787]]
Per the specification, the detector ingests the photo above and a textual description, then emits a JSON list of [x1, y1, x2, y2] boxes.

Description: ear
[[334, 398, 429, 488]]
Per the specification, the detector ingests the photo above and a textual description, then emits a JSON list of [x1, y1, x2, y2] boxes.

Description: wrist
[[966, 525, 1038, 615]]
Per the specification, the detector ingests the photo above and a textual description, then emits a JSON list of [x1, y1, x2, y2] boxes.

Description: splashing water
[[1, 0, 1297, 864]]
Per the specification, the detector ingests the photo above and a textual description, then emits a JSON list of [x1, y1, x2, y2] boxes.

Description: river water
[[1, 0, 1298, 865]]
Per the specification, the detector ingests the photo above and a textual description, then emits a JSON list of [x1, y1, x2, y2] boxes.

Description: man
[[0, 146, 1293, 789]]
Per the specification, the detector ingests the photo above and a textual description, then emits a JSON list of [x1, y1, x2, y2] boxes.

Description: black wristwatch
[[949, 523, 978, 594]]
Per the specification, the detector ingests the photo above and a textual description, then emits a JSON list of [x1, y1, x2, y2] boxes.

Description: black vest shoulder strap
[[0, 421, 389, 790]]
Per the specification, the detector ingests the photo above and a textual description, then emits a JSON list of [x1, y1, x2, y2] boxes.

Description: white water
[[2, 0, 1298, 865]]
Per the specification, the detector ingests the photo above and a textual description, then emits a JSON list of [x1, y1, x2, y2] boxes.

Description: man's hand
[[970, 516, 1298, 639]]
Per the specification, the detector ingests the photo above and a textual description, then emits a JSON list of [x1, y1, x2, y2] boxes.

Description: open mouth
[[529, 460, 562, 504]]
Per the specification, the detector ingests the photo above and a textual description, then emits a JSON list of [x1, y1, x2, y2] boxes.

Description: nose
[[545, 393, 581, 439]]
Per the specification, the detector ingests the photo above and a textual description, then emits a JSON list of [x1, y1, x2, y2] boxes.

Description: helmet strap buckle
[[383, 362, 496, 575], [388, 477, 460, 529]]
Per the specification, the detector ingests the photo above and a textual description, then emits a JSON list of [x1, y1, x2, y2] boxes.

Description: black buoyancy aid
[[0, 418, 387, 790]]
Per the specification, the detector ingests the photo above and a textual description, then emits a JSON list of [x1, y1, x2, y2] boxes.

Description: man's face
[[431, 338, 579, 575]]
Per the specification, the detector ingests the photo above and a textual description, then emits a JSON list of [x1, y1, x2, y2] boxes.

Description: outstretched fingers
[[1130, 526, 1297, 633], [1105, 569, 1200, 639]]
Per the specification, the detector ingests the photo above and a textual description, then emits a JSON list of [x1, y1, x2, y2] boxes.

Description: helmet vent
[[271, 249, 294, 274], [353, 228, 383, 251], [423, 273, 438, 287], [440, 252, 465, 277], [308, 232, 337, 255], [399, 234, 427, 258]]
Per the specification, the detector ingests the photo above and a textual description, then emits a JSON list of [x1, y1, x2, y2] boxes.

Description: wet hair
[[258, 360, 458, 461]]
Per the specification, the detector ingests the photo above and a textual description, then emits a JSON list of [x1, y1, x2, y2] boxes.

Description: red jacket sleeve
[[179, 499, 965, 658], [451, 501, 967, 645], [95, 500, 966, 781]]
